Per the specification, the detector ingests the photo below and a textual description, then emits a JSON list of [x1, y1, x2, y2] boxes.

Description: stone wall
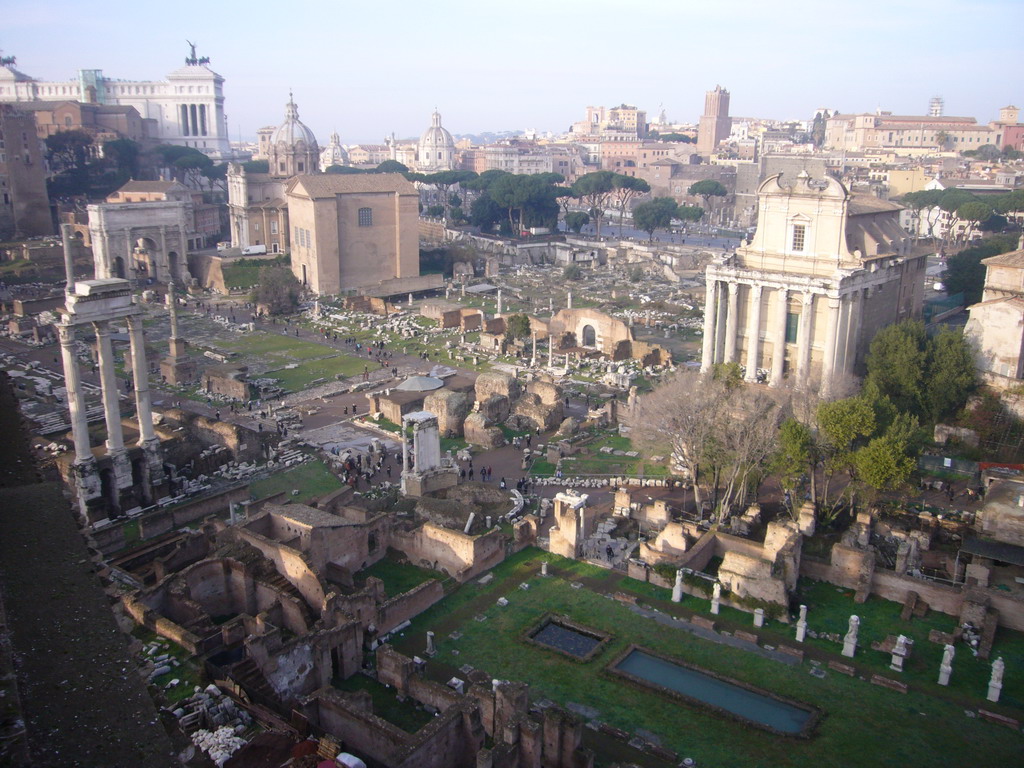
[[377, 580, 445, 635], [393, 523, 505, 582]]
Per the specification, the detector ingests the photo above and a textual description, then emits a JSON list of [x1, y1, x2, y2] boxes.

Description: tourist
[[499, 478, 506, 489]]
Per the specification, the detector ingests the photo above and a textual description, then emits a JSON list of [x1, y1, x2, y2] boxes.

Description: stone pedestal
[[710, 582, 721, 615], [753, 608, 765, 628], [987, 658, 1005, 702], [938, 645, 954, 686], [795, 604, 807, 643], [541, 561, 549, 577], [425, 631, 436, 657], [842, 615, 860, 658], [671, 570, 683, 603]]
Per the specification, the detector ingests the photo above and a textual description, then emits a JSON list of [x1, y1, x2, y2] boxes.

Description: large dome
[[271, 93, 317, 148], [420, 110, 455, 150]]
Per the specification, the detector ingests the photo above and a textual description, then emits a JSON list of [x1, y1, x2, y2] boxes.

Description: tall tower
[[697, 85, 732, 154], [929, 96, 944, 118]]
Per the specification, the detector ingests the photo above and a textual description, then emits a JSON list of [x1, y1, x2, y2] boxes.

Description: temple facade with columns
[[701, 172, 926, 391]]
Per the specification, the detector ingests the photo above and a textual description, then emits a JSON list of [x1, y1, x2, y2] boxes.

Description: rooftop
[[286, 173, 417, 198]]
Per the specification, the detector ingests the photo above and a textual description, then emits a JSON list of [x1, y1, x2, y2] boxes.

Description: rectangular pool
[[532, 621, 602, 658], [613, 648, 816, 735]]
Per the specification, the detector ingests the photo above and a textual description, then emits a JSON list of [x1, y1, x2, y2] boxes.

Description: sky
[[4, 0, 1023, 145]]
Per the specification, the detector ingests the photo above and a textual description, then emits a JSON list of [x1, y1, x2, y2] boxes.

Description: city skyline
[[4, 0, 1023, 144]]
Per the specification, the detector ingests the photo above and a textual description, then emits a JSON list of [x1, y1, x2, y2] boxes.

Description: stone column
[[844, 289, 863, 375], [126, 315, 156, 445], [711, 582, 721, 615], [753, 608, 765, 628], [796, 292, 815, 382], [743, 284, 763, 381], [58, 324, 92, 462], [769, 287, 788, 387], [671, 570, 683, 603], [723, 281, 739, 363], [700, 278, 718, 373], [715, 280, 728, 364], [566, 291, 572, 309], [497, 289, 503, 314], [425, 631, 436, 656], [832, 296, 850, 382], [531, 331, 537, 366], [94, 321, 125, 454], [821, 297, 842, 394]]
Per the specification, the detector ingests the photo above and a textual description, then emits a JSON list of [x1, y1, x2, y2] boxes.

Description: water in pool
[[615, 649, 812, 734]]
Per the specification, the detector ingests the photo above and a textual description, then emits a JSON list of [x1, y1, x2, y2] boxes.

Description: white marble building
[[701, 172, 925, 392], [0, 46, 232, 158]]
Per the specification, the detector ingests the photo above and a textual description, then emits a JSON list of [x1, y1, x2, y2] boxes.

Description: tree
[[612, 175, 650, 235], [634, 370, 783, 514], [101, 138, 140, 180], [632, 197, 678, 241], [243, 159, 270, 174], [563, 264, 582, 281], [924, 329, 977, 423], [675, 204, 704, 225], [565, 211, 589, 233], [854, 413, 919, 492], [816, 395, 876, 514], [688, 179, 727, 208], [865, 320, 929, 415], [376, 160, 408, 174], [253, 266, 301, 315], [899, 189, 944, 238], [422, 170, 477, 218], [505, 314, 532, 340], [956, 200, 995, 241], [571, 171, 617, 237], [943, 234, 1018, 305], [45, 129, 94, 173], [937, 188, 979, 245], [469, 193, 504, 233], [774, 418, 815, 513]]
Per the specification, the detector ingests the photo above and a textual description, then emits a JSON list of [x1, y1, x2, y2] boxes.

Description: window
[[791, 224, 806, 252], [297, 162, 304, 172], [270, 221, 278, 235], [358, 207, 372, 227]]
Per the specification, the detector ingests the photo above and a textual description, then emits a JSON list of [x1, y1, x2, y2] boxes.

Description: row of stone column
[[58, 314, 158, 474], [180, 103, 209, 137], [700, 277, 860, 391]]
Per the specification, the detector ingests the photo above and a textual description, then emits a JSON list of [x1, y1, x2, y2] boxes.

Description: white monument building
[[0, 45, 232, 158], [701, 171, 925, 391]]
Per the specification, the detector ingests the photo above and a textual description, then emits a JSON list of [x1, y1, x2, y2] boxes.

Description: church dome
[[417, 110, 455, 171], [271, 93, 317, 149], [319, 130, 349, 171], [420, 110, 455, 151]]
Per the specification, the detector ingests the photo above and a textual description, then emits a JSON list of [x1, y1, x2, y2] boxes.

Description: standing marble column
[[820, 297, 842, 394], [715, 280, 729, 364], [743, 284, 763, 381], [832, 296, 850, 382], [58, 324, 92, 462], [724, 281, 739, 363], [844, 290, 863, 375], [126, 315, 156, 445], [795, 292, 815, 382], [700, 278, 718, 373], [769, 287, 788, 387], [94, 321, 125, 454]]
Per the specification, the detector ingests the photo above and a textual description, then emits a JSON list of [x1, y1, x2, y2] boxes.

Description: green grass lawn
[[220, 257, 289, 290], [215, 333, 340, 363], [265, 355, 369, 391], [358, 553, 444, 597], [249, 459, 343, 504], [389, 549, 1023, 768]]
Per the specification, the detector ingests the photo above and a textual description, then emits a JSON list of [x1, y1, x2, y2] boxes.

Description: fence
[[917, 454, 979, 478]]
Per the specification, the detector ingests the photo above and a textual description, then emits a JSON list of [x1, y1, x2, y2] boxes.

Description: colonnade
[[701, 276, 861, 390]]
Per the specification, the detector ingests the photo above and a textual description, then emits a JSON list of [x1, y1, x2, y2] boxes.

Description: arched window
[[358, 207, 373, 227]]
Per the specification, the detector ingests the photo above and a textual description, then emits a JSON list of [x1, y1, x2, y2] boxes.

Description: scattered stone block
[[690, 616, 716, 631], [978, 710, 1020, 730], [778, 645, 805, 662], [599, 723, 629, 741], [828, 660, 856, 676], [734, 630, 759, 645], [870, 674, 908, 694]]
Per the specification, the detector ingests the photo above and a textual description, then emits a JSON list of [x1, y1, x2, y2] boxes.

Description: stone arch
[[582, 324, 596, 347], [167, 251, 179, 281], [135, 237, 159, 282]]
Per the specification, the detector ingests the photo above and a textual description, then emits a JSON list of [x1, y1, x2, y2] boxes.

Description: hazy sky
[[5, 0, 1022, 144]]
